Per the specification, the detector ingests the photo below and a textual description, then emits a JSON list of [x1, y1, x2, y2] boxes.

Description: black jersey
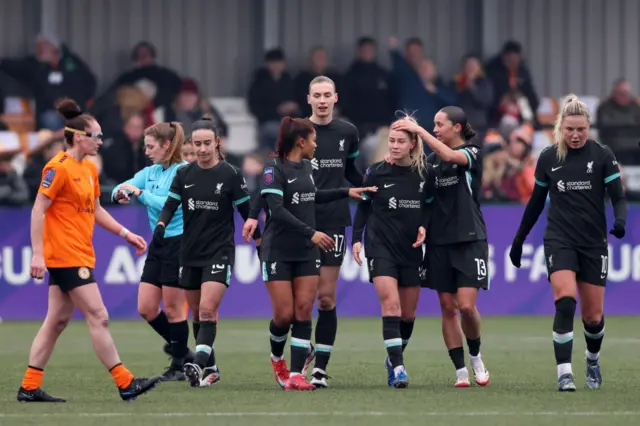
[[426, 143, 487, 246], [166, 161, 251, 267], [260, 158, 349, 262], [356, 162, 436, 266], [311, 119, 360, 228], [534, 140, 621, 248]]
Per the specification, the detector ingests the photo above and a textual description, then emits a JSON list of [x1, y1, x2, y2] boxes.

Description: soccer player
[[509, 95, 627, 391], [352, 116, 434, 388], [112, 121, 194, 381], [155, 116, 261, 388], [244, 76, 362, 387], [389, 107, 490, 388], [19, 98, 162, 402], [248, 116, 375, 391]]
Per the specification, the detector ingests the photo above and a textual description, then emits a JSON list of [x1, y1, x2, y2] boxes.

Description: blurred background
[[1, 0, 640, 320]]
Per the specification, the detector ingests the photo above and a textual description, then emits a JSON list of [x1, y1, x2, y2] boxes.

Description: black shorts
[[262, 259, 321, 282], [179, 263, 232, 290], [367, 258, 422, 287], [318, 227, 346, 267], [544, 243, 608, 286], [48, 267, 95, 293], [140, 235, 182, 288], [424, 240, 490, 293]]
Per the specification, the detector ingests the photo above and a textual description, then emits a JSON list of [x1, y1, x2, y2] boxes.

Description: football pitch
[[1, 317, 639, 426]]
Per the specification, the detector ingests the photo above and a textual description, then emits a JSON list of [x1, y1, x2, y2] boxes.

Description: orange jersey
[[38, 151, 101, 268]]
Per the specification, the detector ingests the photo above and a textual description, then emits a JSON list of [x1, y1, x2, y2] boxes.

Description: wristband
[[119, 227, 129, 238]]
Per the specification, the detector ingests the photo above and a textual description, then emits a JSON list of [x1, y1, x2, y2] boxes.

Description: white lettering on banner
[[104, 246, 146, 284], [234, 246, 261, 284], [0, 247, 38, 286]]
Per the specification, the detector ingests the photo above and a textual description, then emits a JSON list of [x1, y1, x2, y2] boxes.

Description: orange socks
[[109, 363, 134, 389], [21, 366, 44, 391]]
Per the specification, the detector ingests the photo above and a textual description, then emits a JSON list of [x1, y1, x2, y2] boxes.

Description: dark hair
[[439, 106, 477, 141], [405, 37, 423, 48], [264, 48, 285, 62], [131, 41, 156, 61], [191, 115, 224, 160], [144, 122, 185, 165], [57, 98, 95, 147], [272, 117, 315, 160], [502, 40, 522, 55], [357, 36, 376, 48]]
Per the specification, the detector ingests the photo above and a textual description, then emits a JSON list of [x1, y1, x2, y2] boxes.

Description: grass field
[[1, 317, 639, 426]]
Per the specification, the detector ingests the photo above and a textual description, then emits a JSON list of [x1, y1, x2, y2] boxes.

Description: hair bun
[[56, 98, 83, 120]]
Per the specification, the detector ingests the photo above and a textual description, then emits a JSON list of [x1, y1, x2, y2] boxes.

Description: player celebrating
[[248, 116, 375, 391], [112, 121, 194, 381], [389, 107, 490, 388], [352, 116, 434, 388], [155, 116, 261, 388], [19, 98, 162, 402], [509, 95, 627, 391]]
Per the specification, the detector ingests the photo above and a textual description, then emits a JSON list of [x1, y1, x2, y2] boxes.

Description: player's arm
[[345, 127, 363, 186], [232, 170, 262, 240], [393, 120, 472, 167], [31, 165, 66, 263], [351, 166, 376, 244], [315, 188, 350, 203], [261, 166, 316, 238], [422, 165, 436, 229], [94, 197, 147, 254], [603, 147, 627, 238], [513, 152, 550, 244], [248, 191, 264, 220], [157, 172, 183, 228], [112, 167, 148, 203]]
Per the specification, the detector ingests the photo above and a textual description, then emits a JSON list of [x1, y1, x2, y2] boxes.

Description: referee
[[509, 95, 627, 391]]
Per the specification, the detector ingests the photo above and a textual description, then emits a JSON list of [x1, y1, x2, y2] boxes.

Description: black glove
[[509, 237, 524, 268], [152, 224, 166, 246], [609, 219, 625, 239]]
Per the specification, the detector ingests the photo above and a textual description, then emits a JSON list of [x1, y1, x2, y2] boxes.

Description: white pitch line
[[1, 411, 640, 418]]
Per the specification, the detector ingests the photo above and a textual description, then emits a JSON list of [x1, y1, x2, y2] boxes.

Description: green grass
[[1, 317, 640, 426]]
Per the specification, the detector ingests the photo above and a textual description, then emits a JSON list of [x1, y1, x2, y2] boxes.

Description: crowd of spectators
[[1, 34, 639, 207]]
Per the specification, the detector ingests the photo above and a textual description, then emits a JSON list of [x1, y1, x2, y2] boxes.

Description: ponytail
[[462, 123, 477, 141], [57, 98, 95, 147], [272, 116, 315, 160]]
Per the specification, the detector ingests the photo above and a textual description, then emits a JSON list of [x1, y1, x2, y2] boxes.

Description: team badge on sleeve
[[264, 167, 274, 185], [42, 169, 56, 188]]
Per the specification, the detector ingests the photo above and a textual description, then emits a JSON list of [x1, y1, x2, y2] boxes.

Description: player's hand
[[243, 218, 258, 242], [152, 224, 166, 246], [509, 238, 524, 268], [114, 189, 131, 204], [312, 231, 335, 252], [348, 186, 378, 200], [126, 232, 147, 255], [412, 226, 426, 248], [30, 253, 46, 280], [391, 118, 422, 134], [609, 219, 626, 239], [384, 154, 395, 165], [352, 242, 363, 265], [120, 183, 141, 197]]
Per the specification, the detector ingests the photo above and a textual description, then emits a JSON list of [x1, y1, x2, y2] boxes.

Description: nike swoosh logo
[[211, 270, 222, 274], [185, 184, 195, 188], [551, 167, 562, 172], [288, 179, 297, 183], [384, 184, 395, 188]]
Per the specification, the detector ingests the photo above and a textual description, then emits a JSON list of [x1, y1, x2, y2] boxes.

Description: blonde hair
[[553, 94, 591, 163], [391, 114, 426, 179], [144, 122, 185, 165], [308, 75, 336, 92]]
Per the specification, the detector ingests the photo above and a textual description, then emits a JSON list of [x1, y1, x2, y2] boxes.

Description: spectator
[[22, 136, 65, 201], [294, 46, 342, 118], [166, 78, 228, 137], [0, 34, 97, 130], [453, 54, 493, 137], [0, 155, 29, 206], [113, 41, 181, 112], [93, 85, 150, 137], [100, 113, 149, 183], [247, 48, 298, 151], [485, 40, 539, 127], [181, 140, 196, 163], [86, 154, 117, 205], [342, 37, 394, 138], [596, 78, 640, 164]]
